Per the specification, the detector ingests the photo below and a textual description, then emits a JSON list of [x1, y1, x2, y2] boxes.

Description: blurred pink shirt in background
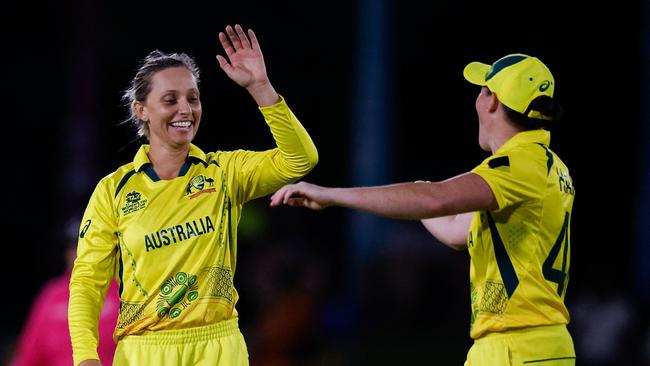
[[11, 274, 119, 366]]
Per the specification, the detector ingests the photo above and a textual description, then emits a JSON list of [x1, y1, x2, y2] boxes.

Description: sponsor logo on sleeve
[[80, 219, 92, 238]]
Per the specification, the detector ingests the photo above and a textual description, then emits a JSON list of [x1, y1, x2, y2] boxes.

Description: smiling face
[[136, 66, 202, 151]]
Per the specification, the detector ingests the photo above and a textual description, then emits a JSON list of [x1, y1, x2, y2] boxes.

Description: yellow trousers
[[465, 324, 575, 366], [113, 318, 248, 365]]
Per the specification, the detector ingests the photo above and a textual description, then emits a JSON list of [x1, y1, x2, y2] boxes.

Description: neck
[[148, 142, 190, 180], [489, 124, 520, 154]]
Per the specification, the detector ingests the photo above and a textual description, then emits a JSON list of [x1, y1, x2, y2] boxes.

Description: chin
[[171, 132, 195, 145], [175, 139, 194, 148], [165, 137, 193, 149], [478, 141, 490, 152]]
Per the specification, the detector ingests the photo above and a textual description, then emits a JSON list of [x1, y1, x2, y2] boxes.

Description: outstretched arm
[[270, 172, 497, 219], [216, 24, 279, 106]]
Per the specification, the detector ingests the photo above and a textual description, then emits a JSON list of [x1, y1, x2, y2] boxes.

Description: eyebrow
[[159, 88, 200, 95]]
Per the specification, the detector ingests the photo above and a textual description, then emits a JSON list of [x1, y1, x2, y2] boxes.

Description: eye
[[163, 98, 177, 105]]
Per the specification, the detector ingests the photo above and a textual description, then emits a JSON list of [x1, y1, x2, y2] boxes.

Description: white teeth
[[171, 121, 192, 128]]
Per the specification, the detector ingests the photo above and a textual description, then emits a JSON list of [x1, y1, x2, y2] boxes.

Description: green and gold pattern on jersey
[[480, 281, 508, 314], [201, 265, 234, 302], [470, 280, 509, 329], [117, 302, 146, 329], [156, 271, 200, 319], [118, 232, 149, 297]]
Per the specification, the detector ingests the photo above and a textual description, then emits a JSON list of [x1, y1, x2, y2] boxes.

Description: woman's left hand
[[217, 24, 269, 90]]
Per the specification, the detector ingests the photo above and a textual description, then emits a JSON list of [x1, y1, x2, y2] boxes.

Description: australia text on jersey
[[144, 216, 215, 252]]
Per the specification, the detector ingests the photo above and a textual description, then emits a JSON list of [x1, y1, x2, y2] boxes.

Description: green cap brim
[[463, 62, 491, 86]]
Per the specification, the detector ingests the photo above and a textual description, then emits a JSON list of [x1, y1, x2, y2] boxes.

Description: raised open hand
[[216, 24, 269, 90]]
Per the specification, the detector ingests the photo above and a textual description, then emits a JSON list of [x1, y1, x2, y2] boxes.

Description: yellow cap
[[463, 54, 554, 120]]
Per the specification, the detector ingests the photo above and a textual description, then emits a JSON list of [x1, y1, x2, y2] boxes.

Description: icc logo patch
[[122, 191, 148, 215]]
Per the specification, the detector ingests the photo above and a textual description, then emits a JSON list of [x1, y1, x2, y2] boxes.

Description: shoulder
[[509, 143, 549, 167], [503, 144, 551, 186], [473, 144, 549, 183], [92, 162, 137, 197]]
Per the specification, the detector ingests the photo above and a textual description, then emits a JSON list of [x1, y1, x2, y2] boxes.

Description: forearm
[[272, 172, 496, 219], [69, 283, 102, 366], [324, 173, 495, 220], [69, 259, 113, 366], [260, 96, 318, 176], [327, 182, 450, 220]]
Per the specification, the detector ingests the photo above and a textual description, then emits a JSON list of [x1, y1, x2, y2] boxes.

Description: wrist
[[326, 188, 344, 208], [247, 81, 279, 107]]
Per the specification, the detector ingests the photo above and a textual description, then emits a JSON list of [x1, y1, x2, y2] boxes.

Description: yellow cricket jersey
[[69, 96, 318, 366], [468, 129, 575, 339]]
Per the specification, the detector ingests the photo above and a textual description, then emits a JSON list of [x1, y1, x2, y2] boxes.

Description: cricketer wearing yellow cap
[[269, 53, 576, 365], [461, 54, 575, 365]]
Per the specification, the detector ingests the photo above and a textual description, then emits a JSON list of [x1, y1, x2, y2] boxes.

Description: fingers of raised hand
[[218, 32, 235, 58], [227, 24, 253, 50], [234, 24, 252, 49], [225, 25, 243, 50], [247, 29, 260, 51], [216, 55, 238, 80]]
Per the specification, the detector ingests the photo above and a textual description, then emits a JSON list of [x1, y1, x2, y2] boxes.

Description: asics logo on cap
[[463, 53, 555, 118], [539, 80, 551, 92]]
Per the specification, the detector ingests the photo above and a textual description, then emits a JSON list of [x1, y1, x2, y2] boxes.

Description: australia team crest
[[185, 175, 216, 199]]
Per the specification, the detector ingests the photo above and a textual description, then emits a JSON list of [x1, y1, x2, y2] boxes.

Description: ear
[[133, 101, 148, 122], [487, 92, 499, 113]]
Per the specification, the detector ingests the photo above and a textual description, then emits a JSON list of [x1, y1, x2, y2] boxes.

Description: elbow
[[435, 236, 467, 251], [294, 146, 319, 175], [306, 147, 319, 171], [423, 184, 460, 217], [446, 242, 468, 251], [421, 196, 450, 218]]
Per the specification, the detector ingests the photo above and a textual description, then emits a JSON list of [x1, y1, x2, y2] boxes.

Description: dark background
[[4, 0, 648, 365]]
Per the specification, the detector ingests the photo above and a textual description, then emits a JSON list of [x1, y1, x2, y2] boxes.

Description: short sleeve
[[471, 150, 545, 210]]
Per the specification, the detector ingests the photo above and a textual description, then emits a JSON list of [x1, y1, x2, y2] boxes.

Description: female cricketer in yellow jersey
[[271, 54, 575, 365], [68, 24, 318, 366]]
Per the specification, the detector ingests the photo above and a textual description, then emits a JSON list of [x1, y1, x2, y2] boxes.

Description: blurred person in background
[[68, 24, 318, 366], [11, 216, 119, 366], [272, 54, 576, 365], [246, 241, 326, 366]]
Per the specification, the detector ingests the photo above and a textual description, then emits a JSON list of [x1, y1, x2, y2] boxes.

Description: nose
[[179, 99, 192, 115]]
